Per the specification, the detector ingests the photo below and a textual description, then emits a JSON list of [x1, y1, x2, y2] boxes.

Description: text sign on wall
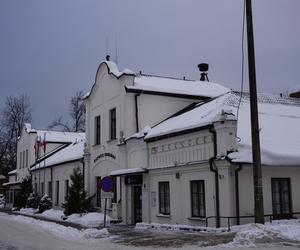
[[94, 152, 116, 163], [125, 175, 143, 185]]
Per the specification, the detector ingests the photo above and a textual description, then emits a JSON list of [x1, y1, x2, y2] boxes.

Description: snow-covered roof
[[31, 138, 85, 170], [110, 168, 147, 176], [8, 169, 17, 175], [84, 61, 136, 99], [145, 93, 236, 140], [145, 92, 300, 166], [85, 60, 229, 100], [3, 180, 21, 187], [0, 175, 6, 180], [24, 123, 85, 143], [126, 75, 230, 99], [125, 126, 151, 141]]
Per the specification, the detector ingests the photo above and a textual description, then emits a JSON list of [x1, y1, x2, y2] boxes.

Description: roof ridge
[[139, 73, 195, 82]]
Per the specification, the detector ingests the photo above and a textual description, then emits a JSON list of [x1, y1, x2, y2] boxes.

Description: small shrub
[[27, 192, 40, 209], [38, 194, 52, 213]]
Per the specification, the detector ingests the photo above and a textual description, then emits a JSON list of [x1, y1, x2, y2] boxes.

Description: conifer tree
[[63, 167, 92, 215]]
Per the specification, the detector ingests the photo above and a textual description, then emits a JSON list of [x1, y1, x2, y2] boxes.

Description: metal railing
[[205, 212, 300, 231]]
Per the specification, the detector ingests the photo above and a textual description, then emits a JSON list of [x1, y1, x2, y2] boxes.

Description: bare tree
[[70, 90, 86, 132], [48, 90, 85, 132], [0, 95, 32, 175]]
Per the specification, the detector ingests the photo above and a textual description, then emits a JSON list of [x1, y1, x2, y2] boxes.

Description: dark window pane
[[191, 180, 206, 217], [159, 182, 170, 215], [110, 108, 116, 140]]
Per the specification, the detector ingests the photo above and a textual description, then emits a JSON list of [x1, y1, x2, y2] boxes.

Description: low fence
[[205, 212, 300, 231]]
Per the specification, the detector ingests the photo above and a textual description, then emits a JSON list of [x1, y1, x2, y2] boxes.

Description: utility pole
[[245, 0, 265, 224]]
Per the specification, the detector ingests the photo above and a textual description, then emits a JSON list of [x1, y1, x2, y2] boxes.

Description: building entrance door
[[271, 178, 292, 219], [133, 186, 142, 223]]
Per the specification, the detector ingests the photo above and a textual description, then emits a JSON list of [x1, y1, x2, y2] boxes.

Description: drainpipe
[[235, 163, 242, 225], [209, 126, 220, 228], [50, 166, 53, 203], [135, 94, 140, 133]]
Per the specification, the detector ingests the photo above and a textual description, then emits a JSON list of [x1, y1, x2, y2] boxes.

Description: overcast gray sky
[[1, 0, 299, 129]]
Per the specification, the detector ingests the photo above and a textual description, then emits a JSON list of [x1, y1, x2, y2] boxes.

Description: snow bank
[[225, 220, 300, 247], [9, 214, 109, 240], [41, 209, 64, 220], [67, 212, 111, 228], [17, 208, 110, 228], [19, 208, 38, 215]]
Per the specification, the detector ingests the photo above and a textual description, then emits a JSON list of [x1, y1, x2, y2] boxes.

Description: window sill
[[156, 214, 171, 218], [188, 217, 206, 221]]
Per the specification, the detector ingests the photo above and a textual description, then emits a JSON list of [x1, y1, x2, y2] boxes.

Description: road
[[0, 212, 299, 250]]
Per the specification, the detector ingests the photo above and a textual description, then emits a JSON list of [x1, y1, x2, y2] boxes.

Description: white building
[[4, 123, 85, 208], [113, 91, 300, 227], [83, 58, 229, 218]]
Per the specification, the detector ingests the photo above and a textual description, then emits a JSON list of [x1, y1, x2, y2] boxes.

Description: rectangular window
[[271, 178, 292, 218], [41, 182, 44, 196], [95, 115, 101, 145], [19, 152, 22, 169], [109, 108, 116, 140], [25, 149, 28, 168], [34, 183, 38, 193], [23, 150, 25, 168], [96, 177, 101, 207], [55, 181, 59, 205], [190, 180, 206, 217], [48, 181, 52, 200], [65, 180, 69, 200], [159, 182, 170, 215]]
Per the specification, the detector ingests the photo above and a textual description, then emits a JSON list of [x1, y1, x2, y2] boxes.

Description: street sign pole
[[104, 198, 107, 228], [99, 176, 114, 228]]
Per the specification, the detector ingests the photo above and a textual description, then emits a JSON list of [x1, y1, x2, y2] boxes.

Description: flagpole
[[38, 136, 41, 195], [43, 133, 46, 196]]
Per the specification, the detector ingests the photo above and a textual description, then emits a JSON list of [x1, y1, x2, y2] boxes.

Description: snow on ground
[[137, 219, 300, 248], [17, 208, 111, 228], [67, 212, 111, 228], [8, 213, 109, 240], [1, 212, 300, 249]]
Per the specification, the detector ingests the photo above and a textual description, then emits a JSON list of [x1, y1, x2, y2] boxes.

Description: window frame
[[94, 115, 101, 145], [65, 180, 69, 200], [190, 180, 206, 218], [159, 181, 170, 215], [25, 149, 28, 168], [41, 182, 44, 196], [48, 181, 52, 200], [109, 108, 116, 140], [55, 181, 59, 205], [271, 178, 292, 217]]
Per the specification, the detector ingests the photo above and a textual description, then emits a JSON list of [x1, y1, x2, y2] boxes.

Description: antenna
[[106, 36, 109, 56], [115, 35, 119, 64], [115, 45, 119, 65]]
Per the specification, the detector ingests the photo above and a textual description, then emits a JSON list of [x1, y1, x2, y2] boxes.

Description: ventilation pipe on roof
[[198, 63, 209, 82]]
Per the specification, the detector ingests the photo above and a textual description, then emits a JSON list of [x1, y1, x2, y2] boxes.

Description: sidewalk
[[0, 208, 88, 230]]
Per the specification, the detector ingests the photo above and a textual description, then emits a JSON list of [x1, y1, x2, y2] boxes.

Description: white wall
[[32, 160, 82, 209], [239, 165, 300, 224]]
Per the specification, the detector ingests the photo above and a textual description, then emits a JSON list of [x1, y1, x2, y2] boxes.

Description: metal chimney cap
[[198, 63, 209, 72]]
